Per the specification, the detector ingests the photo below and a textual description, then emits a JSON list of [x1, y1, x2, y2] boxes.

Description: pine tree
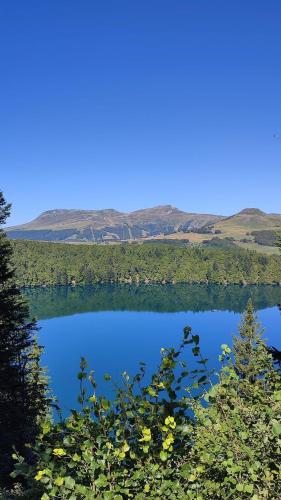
[[233, 299, 271, 382], [0, 191, 48, 486]]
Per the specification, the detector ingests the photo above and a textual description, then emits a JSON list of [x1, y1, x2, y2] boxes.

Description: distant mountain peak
[[238, 208, 266, 216], [131, 205, 182, 215]]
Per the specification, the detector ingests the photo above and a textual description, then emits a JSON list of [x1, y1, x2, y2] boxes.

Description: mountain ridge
[[6, 206, 281, 248], [6, 205, 223, 242]]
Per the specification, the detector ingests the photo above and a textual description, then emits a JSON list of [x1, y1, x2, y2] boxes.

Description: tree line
[[10, 238, 281, 286]]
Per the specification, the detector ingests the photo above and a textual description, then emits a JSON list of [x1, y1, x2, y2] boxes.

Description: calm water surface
[[24, 284, 281, 414]]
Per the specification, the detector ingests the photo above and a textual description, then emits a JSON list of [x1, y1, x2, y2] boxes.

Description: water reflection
[[23, 283, 281, 320]]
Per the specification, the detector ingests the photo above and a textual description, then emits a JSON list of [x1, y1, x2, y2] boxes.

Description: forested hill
[[11, 239, 281, 286]]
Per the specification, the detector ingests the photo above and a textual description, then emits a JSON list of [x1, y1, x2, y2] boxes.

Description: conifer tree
[[0, 191, 48, 485], [233, 299, 270, 382]]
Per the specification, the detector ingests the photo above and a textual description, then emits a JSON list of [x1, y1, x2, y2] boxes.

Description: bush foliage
[[11, 301, 281, 499]]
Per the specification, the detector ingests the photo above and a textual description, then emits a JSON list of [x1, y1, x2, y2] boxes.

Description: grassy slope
[[152, 211, 281, 254]]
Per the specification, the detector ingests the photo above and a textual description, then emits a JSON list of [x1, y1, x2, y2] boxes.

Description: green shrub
[[12, 302, 281, 499]]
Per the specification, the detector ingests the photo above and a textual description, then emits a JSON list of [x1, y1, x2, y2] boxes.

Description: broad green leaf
[[272, 419, 281, 435]]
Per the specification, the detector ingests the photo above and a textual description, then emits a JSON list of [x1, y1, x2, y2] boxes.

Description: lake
[[23, 284, 281, 415]]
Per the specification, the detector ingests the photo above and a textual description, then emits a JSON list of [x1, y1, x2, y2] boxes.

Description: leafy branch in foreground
[[11, 301, 281, 499], [11, 329, 212, 499]]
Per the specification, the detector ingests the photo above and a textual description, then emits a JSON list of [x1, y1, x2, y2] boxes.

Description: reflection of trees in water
[[23, 283, 281, 320]]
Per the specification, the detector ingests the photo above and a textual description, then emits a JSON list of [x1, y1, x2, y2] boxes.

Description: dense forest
[[11, 239, 281, 286]]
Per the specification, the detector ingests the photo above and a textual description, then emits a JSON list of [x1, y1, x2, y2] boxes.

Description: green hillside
[[212, 208, 281, 235], [153, 208, 281, 254]]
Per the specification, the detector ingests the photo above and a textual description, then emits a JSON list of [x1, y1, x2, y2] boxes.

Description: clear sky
[[1, 0, 281, 226]]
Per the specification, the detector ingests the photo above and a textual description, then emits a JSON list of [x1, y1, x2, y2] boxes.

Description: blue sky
[[1, 1, 281, 226]]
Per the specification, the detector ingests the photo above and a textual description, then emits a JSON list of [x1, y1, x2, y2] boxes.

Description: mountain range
[[6, 206, 281, 252], [6, 205, 222, 242]]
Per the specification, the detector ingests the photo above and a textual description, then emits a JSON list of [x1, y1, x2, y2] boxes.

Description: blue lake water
[[23, 284, 281, 415]]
